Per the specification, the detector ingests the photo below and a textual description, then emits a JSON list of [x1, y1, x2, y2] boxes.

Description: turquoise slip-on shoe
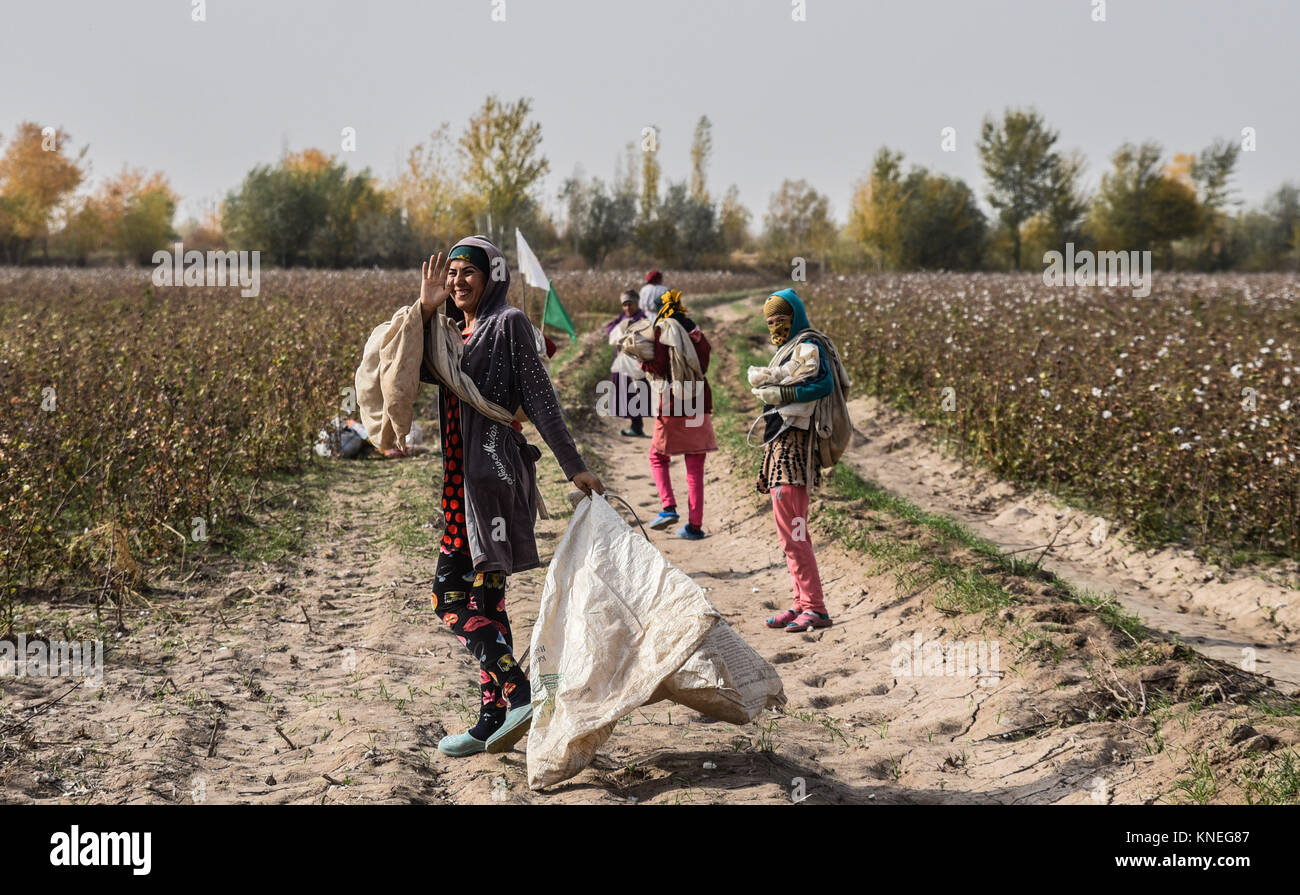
[[438, 731, 487, 757], [485, 704, 533, 754]]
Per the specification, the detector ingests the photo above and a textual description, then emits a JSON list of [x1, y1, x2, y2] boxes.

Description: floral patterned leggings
[[431, 549, 531, 735]]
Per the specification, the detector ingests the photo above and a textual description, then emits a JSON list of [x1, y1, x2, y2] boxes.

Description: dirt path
[[2, 293, 1297, 804]]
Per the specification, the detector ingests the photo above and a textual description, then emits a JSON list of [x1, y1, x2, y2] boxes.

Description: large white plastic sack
[[647, 620, 786, 725], [527, 494, 786, 790]]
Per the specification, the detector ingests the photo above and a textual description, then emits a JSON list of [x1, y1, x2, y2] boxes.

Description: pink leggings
[[772, 484, 827, 614], [648, 450, 706, 527]]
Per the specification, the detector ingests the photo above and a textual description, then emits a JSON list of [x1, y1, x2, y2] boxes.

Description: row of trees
[[0, 123, 180, 264], [2, 104, 1298, 271], [0, 98, 558, 269], [844, 112, 1299, 273], [557, 117, 756, 268], [222, 96, 560, 268]]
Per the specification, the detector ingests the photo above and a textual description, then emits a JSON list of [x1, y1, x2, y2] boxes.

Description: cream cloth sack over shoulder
[[354, 301, 426, 452]]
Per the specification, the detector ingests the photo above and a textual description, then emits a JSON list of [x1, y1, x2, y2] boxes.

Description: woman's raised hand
[[419, 252, 450, 321]]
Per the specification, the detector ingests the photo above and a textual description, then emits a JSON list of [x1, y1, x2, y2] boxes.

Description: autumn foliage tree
[[761, 178, 836, 269], [718, 184, 753, 254], [689, 115, 712, 204], [458, 95, 550, 247], [848, 148, 986, 270], [87, 168, 179, 263], [847, 149, 908, 270], [1087, 142, 1201, 265], [392, 124, 476, 256], [223, 149, 397, 267], [0, 122, 86, 262]]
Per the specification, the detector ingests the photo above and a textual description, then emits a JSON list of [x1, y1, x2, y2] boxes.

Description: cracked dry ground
[[3, 294, 1298, 805]]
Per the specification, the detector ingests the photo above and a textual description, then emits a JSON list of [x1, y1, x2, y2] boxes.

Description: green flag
[[541, 280, 576, 339]]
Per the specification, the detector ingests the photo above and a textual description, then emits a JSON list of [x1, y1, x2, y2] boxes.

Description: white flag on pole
[[515, 228, 550, 290]]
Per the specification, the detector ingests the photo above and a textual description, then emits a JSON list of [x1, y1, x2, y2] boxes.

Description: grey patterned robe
[[419, 236, 588, 573]]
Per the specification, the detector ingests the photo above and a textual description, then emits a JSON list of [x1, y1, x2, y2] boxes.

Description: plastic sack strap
[[746, 407, 791, 448], [567, 489, 650, 541]]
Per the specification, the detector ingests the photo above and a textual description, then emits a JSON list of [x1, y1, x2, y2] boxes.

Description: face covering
[[768, 317, 792, 346]]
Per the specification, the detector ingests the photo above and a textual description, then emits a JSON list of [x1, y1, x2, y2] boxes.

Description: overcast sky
[[2, 0, 1297, 226]]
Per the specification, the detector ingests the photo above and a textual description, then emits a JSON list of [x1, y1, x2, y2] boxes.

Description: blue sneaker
[[676, 524, 705, 540], [437, 731, 487, 757], [485, 704, 533, 754], [649, 510, 680, 531]]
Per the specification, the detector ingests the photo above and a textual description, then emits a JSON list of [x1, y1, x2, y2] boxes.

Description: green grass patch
[[1244, 693, 1300, 718], [380, 459, 443, 553], [1169, 749, 1219, 804], [1237, 748, 1300, 805], [215, 463, 337, 563]]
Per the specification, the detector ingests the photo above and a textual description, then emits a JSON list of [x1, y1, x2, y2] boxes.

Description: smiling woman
[[415, 235, 603, 759]]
